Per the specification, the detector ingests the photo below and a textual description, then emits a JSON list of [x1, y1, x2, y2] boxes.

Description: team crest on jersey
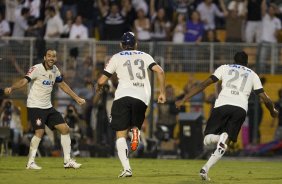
[[36, 118, 42, 126], [108, 115, 112, 123]]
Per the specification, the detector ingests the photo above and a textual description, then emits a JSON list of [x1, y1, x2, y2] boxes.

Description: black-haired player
[[95, 32, 166, 177], [176, 51, 278, 181]]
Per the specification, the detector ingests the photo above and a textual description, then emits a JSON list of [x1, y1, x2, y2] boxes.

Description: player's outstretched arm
[[151, 64, 166, 103], [58, 81, 85, 105], [258, 92, 279, 118], [176, 77, 215, 108], [5, 78, 29, 95]]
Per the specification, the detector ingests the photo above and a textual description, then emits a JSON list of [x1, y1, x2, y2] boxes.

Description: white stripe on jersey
[[26, 63, 61, 109], [104, 50, 156, 105], [213, 64, 263, 111]]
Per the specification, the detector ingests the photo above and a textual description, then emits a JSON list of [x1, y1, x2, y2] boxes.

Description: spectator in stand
[[44, 6, 64, 39], [150, 0, 171, 41], [203, 29, 219, 42], [5, 0, 19, 33], [245, 0, 264, 43], [134, 8, 151, 42], [132, 0, 148, 15], [172, 13, 186, 43], [185, 10, 204, 43], [77, 0, 98, 38], [69, 15, 88, 40], [121, 0, 136, 29], [228, 0, 245, 16], [61, 10, 73, 38], [0, 12, 10, 37], [23, 0, 41, 19], [61, 0, 77, 20], [225, 0, 246, 42], [259, 2, 281, 72], [12, 7, 30, 37], [196, 0, 228, 31], [98, 1, 129, 40]]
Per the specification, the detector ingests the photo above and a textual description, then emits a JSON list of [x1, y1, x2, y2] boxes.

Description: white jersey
[[25, 63, 62, 109], [213, 64, 263, 111], [104, 50, 156, 105]]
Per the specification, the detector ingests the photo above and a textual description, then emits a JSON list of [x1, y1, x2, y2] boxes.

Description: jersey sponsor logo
[[120, 51, 143, 55], [231, 90, 239, 95], [42, 80, 54, 86], [36, 118, 42, 126]]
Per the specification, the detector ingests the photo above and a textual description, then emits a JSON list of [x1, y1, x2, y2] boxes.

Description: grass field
[[0, 157, 282, 184]]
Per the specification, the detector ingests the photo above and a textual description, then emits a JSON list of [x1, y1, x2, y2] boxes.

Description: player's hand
[[76, 97, 86, 105], [4, 87, 12, 95], [271, 108, 279, 118], [157, 93, 166, 103], [175, 99, 184, 109]]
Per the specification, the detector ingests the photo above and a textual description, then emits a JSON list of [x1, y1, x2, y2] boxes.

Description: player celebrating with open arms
[[176, 51, 278, 181], [5, 49, 85, 169], [95, 32, 166, 177]]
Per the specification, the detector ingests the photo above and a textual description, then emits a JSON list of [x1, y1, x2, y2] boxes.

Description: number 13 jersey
[[103, 50, 157, 106], [212, 64, 263, 112]]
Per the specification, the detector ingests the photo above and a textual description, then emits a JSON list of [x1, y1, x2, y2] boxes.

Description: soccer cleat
[[64, 159, 82, 169], [199, 168, 210, 181], [26, 162, 42, 170], [118, 169, 132, 178], [130, 127, 140, 151]]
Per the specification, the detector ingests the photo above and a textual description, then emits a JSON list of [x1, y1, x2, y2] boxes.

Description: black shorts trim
[[28, 107, 65, 130], [103, 70, 112, 78], [204, 105, 246, 142], [110, 97, 147, 131]]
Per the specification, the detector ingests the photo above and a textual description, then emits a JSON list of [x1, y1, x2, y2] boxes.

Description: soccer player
[[176, 51, 278, 180], [4, 49, 85, 169], [95, 32, 166, 177]]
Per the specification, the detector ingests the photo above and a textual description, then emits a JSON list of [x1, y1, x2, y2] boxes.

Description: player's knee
[[59, 124, 70, 135], [116, 130, 128, 139], [203, 135, 212, 146], [35, 129, 45, 138]]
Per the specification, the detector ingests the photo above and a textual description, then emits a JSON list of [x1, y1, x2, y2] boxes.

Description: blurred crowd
[[0, 0, 281, 43]]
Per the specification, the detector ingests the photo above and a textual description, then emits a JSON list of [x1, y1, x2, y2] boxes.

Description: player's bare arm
[[151, 64, 166, 103], [5, 78, 29, 95], [176, 77, 215, 108], [58, 81, 85, 105], [96, 75, 109, 94], [258, 92, 279, 118]]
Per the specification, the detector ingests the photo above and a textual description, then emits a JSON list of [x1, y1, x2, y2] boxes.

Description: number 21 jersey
[[212, 64, 263, 111], [103, 50, 156, 106]]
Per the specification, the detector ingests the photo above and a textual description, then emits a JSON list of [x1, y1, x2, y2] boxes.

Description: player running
[[5, 49, 85, 169], [176, 51, 278, 180], [95, 32, 166, 177]]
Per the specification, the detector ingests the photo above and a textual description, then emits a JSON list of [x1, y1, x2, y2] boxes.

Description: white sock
[[204, 134, 220, 146], [203, 144, 226, 172], [28, 136, 41, 164], [116, 137, 131, 171], [61, 134, 71, 163], [203, 133, 228, 172]]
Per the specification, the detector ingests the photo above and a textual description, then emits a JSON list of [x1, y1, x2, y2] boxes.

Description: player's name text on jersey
[[231, 90, 239, 95], [228, 64, 251, 72], [133, 82, 144, 87], [120, 51, 144, 55]]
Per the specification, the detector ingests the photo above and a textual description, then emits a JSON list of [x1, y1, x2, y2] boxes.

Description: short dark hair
[[47, 6, 56, 13], [21, 7, 30, 15], [234, 51, 248, 66]]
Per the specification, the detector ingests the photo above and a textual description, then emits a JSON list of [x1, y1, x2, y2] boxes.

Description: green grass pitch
[[0, 157, 282, 184]]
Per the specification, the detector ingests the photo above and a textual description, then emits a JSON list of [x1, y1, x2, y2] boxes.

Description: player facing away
[[176, 51, 278, 181], [5, 49, 86, 169], [95, 32, 166, 177]]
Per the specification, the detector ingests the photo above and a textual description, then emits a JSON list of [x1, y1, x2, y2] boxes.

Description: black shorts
[[204, 105, 246, 142], [28, 107, 65, 130], [110, 97, 147, 131]]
